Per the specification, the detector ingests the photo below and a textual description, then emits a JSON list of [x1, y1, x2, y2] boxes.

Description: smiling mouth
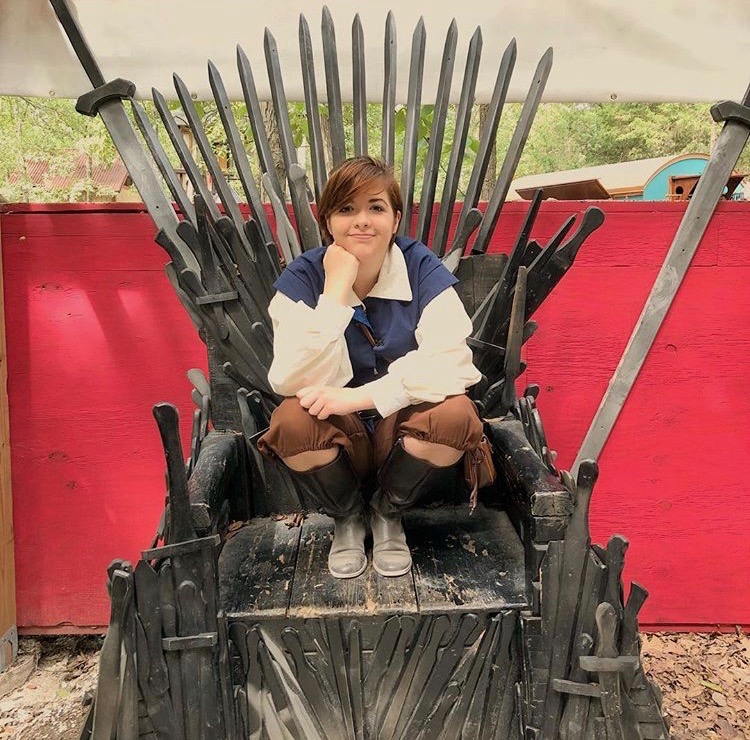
[[349, 233, 376, 239]]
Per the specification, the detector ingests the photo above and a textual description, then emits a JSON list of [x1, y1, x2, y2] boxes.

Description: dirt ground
[[0, 631, 747, 739]]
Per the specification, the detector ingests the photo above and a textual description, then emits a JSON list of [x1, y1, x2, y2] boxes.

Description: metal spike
[[262, 172, 300, 263], [399, 17, 426, 236], [131, 101, 196, 224], [208, 217, 274, 328], [416, 19, 457, 244], [455, 39, 517, 241], [442, 208, 483, 272], [164, 261, 204, 332], [244, 219, 281, 278], [264, 27, 314, 243], [352, 14, 368, 157], [527, 214, 575, 281], [321, 7, 346, 165], [473, 47, 554, 254], [236, 45, 285, 201], [48, 0, 195, 278], [299, 14, 328, 200], [289, 163, 323, 250], [525, 207, 604, 319], [381, 11, 397, 165], [172, 72, 247, 230], [152, 86, 220, 220], [432, 27, 483, 256], [244, 221, 279, 304], [154, 228, 198, 281], [482, 189, 544, 350], [499, 266, 527, 410], [207, 60, 274, 243]]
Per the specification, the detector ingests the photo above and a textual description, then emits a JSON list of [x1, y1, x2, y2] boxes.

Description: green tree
[[1, 96, 745, 203]]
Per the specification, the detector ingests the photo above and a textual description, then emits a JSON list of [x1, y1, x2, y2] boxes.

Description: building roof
[[10, 153, 131, 193], [508, 153, 710, 200]]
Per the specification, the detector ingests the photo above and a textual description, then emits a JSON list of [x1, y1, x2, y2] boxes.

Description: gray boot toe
[[371, 510, 412, 577], [328, 514, 367, 579]]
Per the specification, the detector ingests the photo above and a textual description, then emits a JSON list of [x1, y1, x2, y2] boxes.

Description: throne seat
[[219, 505, 527, 622]]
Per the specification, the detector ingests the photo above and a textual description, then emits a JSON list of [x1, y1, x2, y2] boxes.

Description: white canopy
[[1, 0, 749, 103]]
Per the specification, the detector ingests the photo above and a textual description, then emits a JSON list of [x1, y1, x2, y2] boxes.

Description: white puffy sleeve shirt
[[267, 245, 482, 418]]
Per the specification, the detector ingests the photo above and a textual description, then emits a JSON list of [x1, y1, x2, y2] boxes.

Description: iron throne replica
[[49, 1, 673, 738]]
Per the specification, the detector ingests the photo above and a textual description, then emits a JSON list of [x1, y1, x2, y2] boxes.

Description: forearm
[[267, 292, 354, 395], [361, 288, 481, 418]]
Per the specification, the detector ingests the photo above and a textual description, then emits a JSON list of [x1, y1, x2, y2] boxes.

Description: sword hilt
[[710, 100, 750, 129]]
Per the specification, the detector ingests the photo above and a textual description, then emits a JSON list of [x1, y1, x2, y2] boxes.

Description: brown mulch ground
[[642, 631, 749, 739], [0, 631, 747, 738]]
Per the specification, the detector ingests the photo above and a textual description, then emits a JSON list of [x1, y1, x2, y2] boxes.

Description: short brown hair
[[317, 156, 403, 242]]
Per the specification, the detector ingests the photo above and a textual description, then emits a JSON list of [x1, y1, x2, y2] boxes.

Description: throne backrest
[[50, 2, 604, 512]]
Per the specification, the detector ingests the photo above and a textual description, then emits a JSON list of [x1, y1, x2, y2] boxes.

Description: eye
[[371, 204, 386, 212], [338, 204, 353, 213]]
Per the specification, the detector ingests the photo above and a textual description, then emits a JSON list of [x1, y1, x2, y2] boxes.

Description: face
[[326, 187, 401, 265]]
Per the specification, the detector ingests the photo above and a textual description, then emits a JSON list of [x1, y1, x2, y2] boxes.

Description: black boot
[[370, 439, 461, 577], [292, 450, 366, 579]]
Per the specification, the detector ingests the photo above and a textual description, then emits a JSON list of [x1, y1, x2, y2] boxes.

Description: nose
[[353, 208, 371, 228]]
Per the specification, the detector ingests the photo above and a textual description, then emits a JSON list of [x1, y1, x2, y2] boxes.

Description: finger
[[299, 393, 319, 410], [297, 387, 320, 408], [308, 397, 327, 417]]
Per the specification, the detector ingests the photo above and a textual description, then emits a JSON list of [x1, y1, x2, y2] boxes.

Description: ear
[[393, 210, 401, 235]]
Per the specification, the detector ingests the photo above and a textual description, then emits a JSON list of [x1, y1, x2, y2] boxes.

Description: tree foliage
[[0, 94, 744, 203]]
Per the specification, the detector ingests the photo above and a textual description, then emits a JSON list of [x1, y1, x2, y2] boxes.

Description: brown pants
[[257, 395, 484, 480]]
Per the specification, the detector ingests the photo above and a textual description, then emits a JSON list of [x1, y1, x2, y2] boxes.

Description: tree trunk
[[261, 101, 287, 200], [478, 104, 497, 202]]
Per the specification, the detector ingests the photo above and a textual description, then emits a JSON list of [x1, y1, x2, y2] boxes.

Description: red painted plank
[[2, 201, 750, 629], [3, 213, 205, 629]]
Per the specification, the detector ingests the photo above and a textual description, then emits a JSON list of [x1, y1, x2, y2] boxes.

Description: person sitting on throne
[[258, 156, 484, 579]]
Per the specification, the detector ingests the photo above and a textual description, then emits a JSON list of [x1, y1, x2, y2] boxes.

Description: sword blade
[[299, 14, 328, 201], [432, 27, 483, 256], [322, 7, 347, 165], [454, 39, 517, 242], [236, 45, 285, 201], [473, 47, 553, 255], [399, 17, 426, 236], [131, 101, 196, 225], [352, 14, 368, 158], [207, 60, 274, 243], [416, 20, 457, 244], [381, 11, 397, 165], [573, 90, 750, 475]]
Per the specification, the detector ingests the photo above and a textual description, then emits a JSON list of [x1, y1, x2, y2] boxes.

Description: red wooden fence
[[2, 200, 749, 631]]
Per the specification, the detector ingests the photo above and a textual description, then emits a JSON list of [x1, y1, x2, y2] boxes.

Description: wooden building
[[510, 153, 746, 201]]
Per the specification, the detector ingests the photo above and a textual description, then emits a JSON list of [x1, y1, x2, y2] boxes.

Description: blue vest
[[273, 236, 458, 388]]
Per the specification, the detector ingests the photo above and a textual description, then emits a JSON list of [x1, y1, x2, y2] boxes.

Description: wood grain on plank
[[218, 518, 300, 618], [408, 506, 526, 613], [0, 225, 16, 648], [288, 514, 417, 618]]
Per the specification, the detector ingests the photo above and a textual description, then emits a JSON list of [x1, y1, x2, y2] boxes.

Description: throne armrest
[[486, 417, 573, 595], [187, 430, 250, 535]]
